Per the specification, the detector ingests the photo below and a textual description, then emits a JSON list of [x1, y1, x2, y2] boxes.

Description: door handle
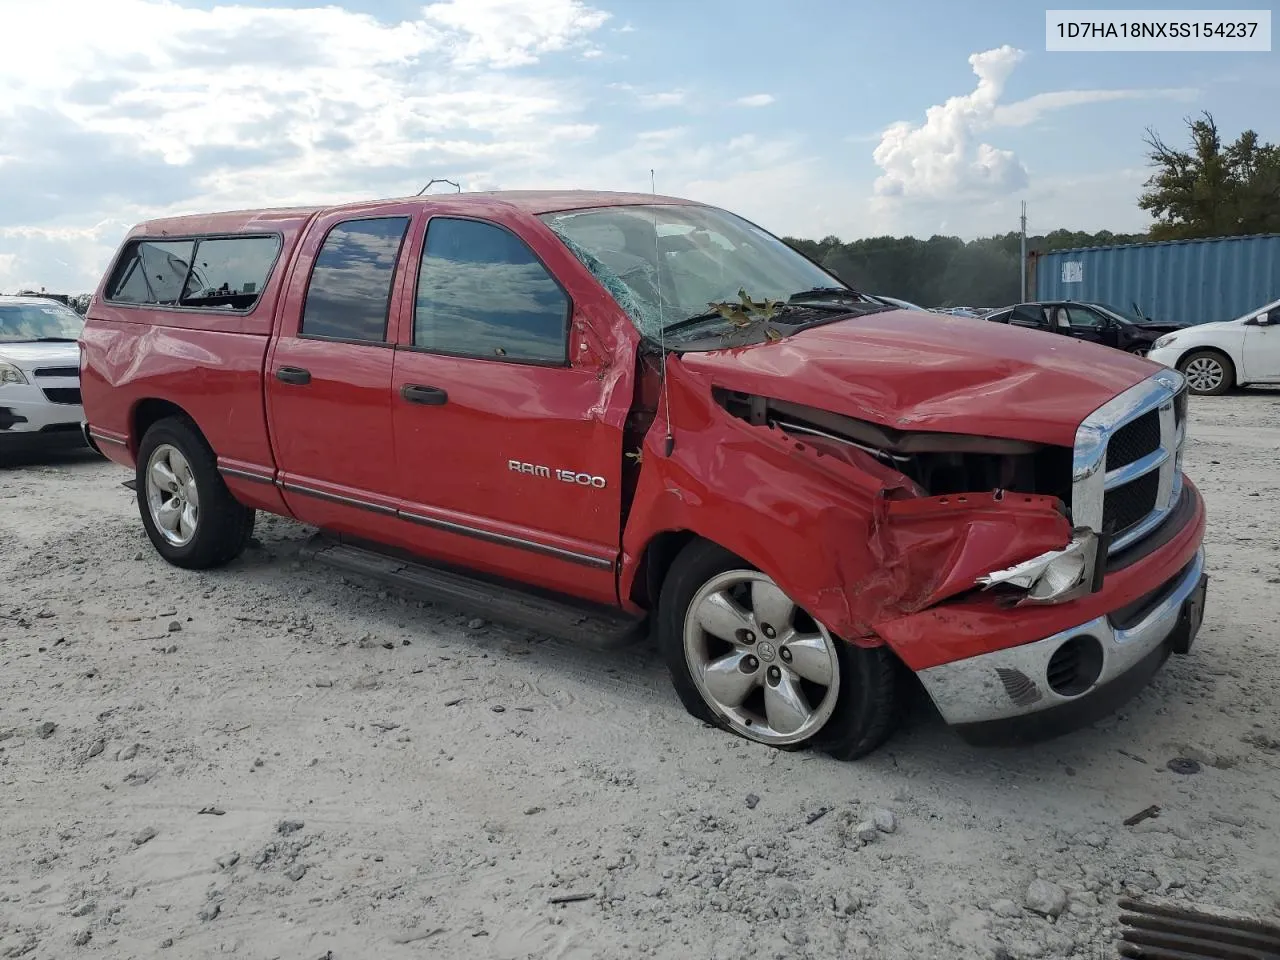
[[401, 384, 448, 406], [276, 366, 311, 386]]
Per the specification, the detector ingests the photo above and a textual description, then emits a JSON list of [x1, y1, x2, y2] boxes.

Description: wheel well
[[632, 530, 699, 610], [132, 399, 195, 451]]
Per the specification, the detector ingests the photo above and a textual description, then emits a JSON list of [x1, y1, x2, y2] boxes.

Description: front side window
[[301, 217, 409, 342], [413, 217, 568, 363], [0, 302, 84, 343], [1067, 307, 1104, 329], [105, 235, 280, 311], [540, 204, 844, 338]]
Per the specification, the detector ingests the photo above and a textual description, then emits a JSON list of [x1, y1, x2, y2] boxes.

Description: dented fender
[[619, 357, 1075, 648]]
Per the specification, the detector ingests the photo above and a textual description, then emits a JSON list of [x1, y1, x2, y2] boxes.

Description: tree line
[[784, 111, 1278, 309]]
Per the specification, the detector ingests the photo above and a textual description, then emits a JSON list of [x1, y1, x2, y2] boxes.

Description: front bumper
[[1144, 345, 1179, 369], [0, 385, 85, 434], [917, 547, 1207, 746]]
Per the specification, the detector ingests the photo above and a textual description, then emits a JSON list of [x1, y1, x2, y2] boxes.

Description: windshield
[[540, 204, 847, 337], [0, 301, 84, 343]]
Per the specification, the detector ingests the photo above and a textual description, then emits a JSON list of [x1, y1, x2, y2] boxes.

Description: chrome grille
[[1106, 410, 1160, 471], [1103, 470, 1160, 538], [1072, 371, 1188, 555]]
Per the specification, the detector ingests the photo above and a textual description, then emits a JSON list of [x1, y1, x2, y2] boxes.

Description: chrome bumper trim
[[918, 548, 1205, 727]]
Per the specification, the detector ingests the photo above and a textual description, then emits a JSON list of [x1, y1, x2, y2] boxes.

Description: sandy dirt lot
[[2, 390, 1279, 960]]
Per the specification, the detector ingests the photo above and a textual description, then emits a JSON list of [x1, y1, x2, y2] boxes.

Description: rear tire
[[136, 417, 255, 569], [1178, 350, 1234, 396], [656, 540, 900, 760]]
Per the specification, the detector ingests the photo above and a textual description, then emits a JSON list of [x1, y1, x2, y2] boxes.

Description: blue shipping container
[[1035, 233, 1280, 326]]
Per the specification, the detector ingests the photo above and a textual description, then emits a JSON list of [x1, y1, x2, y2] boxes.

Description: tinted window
[[108, 240, 195, 305], [414, 218, 568, 362], [106, 235, 281, 311], [1066, 307, 1104, 329], [181, 237, 281, 309], [1010, 304, 1048, 327], [302, 217, 409, 342]]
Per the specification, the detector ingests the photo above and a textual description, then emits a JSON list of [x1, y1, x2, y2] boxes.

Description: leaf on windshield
[[707, 288, 785, 328]]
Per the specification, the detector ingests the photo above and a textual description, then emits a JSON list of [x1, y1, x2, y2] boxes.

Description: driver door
[[1242, 309, 1280, 382], [1064, 306, 1117, 347]]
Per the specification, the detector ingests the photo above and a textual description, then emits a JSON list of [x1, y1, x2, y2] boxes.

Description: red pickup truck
[[81, 191, 1207, 759]]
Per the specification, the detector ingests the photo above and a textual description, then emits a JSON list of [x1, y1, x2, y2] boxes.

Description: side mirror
[[1258, 311, 1272, 326]]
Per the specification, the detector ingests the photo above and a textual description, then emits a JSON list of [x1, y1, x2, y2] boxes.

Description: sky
[[0, 0, 1275, 292]]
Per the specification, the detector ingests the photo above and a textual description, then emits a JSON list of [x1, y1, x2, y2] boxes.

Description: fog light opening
[[1046, 635, 1104, 697]]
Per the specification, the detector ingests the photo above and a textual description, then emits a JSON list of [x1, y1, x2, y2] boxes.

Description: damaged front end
[[708, 387, 1100, 618]]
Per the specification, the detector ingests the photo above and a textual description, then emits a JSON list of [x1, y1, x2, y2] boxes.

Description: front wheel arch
[[1176, 348, 1236, 395], [655, 537, 903, 760]]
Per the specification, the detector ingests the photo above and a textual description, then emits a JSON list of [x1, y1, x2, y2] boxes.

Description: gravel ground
[[2, 390, 1279, 960]]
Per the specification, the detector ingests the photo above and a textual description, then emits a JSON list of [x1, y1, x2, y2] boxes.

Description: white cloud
[[992, 87, 1197, 127], [736, 94, 775, 108], [870, 44, 1200, 206], [872, 45, 1029, 202], [0, 0, 615, 291], [420, 0, 609, 67], [636, 90, 687, 109]]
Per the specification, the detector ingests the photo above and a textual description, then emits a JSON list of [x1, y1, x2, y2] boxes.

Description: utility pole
[[1020, 201, 1028, 302]]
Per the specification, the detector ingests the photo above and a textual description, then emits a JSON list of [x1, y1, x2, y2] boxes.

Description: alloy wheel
[[1184, 356, 1225, 393], [145, 443, 200, 546], [682, 570, 840, 746]]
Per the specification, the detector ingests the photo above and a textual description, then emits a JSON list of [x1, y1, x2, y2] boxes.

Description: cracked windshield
[[542, 204, 866, 338]]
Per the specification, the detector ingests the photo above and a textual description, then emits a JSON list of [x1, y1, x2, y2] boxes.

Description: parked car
[[985, 300, 1189, 356], [1146, 296, 1280, 395], [80, 191, 1207, 759], [0, 295, 90, 453]]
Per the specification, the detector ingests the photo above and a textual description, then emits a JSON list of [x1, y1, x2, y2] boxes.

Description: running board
[[300, 536, 646, 649]]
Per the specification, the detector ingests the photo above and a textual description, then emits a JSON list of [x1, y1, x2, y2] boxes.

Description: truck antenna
[[649, 169, 674, 456], [417, 178, 461, 196]]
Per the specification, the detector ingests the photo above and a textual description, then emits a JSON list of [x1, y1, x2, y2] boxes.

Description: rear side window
[[106, 236, 280, 311], [413, 217, 569, 363], [181, 237, 281, 308], [301, 217, 409, 343]]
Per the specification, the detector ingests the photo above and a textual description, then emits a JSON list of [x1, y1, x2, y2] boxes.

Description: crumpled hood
[[0, 341, 81, 370], [675, 310, 1155, 448]]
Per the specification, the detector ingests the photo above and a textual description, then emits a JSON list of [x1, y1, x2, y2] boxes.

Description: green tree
[[1139, 111, 1280, 240]]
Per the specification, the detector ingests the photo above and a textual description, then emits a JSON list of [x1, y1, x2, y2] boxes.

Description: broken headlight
[[976, 529, 1101, 605]]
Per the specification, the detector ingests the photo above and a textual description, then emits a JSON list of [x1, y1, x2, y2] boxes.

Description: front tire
[[1179, 350, 1234, 396], [657, 540, 900, 760], [136, 417, 255, 569]]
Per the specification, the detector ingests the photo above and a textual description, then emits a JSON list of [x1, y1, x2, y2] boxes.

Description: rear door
[[266, 207, 415, 533], [389, 213, 628, 604], [1008, 303, 1051, 332]]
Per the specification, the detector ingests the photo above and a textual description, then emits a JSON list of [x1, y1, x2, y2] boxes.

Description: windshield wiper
[[788, 287, 870, 304], [30, 336, 79, 342]]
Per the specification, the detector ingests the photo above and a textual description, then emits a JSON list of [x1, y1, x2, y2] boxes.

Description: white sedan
[[1146, 296, 1280, 396], [0, 296, 89, 453]]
